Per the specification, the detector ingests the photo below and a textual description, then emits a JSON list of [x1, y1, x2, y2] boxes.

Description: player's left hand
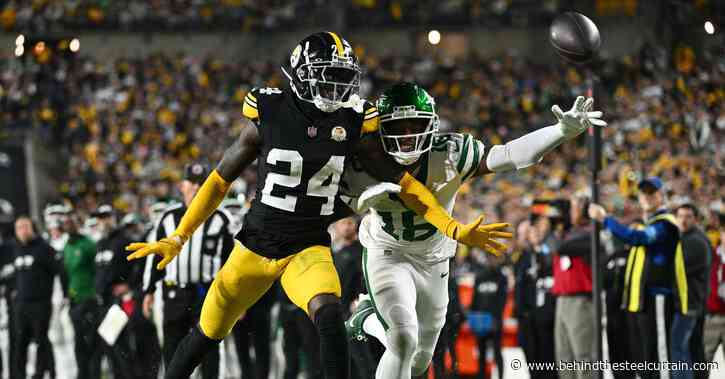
[[126, 234, 186, 270], [453, 215, 513, 256], [552, 96, 607, 139], [356, 182, 401, 213]]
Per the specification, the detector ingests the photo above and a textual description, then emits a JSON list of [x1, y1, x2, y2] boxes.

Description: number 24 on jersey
[[260, 148, 344, 216]]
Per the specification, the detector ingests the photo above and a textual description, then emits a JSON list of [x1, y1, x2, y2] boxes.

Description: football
[[549, 12, 601, 63]]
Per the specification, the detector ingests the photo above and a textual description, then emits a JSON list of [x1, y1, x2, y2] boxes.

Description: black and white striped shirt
[[142, 203, 234, 293]]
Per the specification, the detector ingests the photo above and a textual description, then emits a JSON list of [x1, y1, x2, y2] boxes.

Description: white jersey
[[342, 133, 485, 264]]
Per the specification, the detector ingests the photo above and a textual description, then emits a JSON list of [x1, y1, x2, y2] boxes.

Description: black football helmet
[[282, 32, 361, 113]]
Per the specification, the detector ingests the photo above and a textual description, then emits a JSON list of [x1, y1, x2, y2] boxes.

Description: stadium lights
[[428, 30, 441, 45], [15, 34, 24, 46], [70, 38, 80, 53], [14, 45, 24, 57], [704, 21, 715, 35]]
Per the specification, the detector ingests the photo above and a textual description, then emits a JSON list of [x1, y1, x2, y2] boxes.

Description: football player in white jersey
[[342, 82, 606, 379]]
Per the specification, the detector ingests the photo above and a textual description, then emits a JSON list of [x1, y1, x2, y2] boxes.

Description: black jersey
[[238, 87, 379, 258]]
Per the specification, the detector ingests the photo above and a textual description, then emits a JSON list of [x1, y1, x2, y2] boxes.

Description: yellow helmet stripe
[[327, 32, 344, 55]]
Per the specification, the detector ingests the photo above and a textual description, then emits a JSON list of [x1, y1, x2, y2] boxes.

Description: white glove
[[356, 182, 401, 213], [551, 96, 607, 139]]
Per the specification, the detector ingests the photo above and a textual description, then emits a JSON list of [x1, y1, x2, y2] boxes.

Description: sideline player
[[126, 33, 511, 379], [343, 82, 606, 379]]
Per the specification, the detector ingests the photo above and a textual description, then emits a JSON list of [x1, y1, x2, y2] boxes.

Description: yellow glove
[[126, 169, 232, 270], [449, 215, 513, 256], [126, 233, 186, 270], [396, 172, 512, 255]]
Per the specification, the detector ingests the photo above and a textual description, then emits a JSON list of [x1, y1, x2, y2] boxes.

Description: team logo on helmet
[[290, 44, 302, 68], [281, 32, 361, 113]]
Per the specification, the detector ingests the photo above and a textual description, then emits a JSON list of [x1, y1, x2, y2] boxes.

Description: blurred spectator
[[589, 177, 682, 379], [0, 232, 16, 378], [603, 247, 636, 379], [332, 217, 375, 379], [332, 217, 365, 318], [514, 209, 557, 379], [433, 258, 465, 379], [63, 208, 101, 379], [704, 230, 725, 363], [674, 203, 713, 379], [280, 290, 322, 379], [142, 162, 234, 379], [11, 216, 65, 379], [469, 252, 507, 379], [232, 286, 276, 379], [552, 196, 600, 379], [93, 204, 148, 379]]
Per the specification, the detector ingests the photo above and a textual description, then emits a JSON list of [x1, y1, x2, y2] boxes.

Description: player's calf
[[164, 325, 221, 379], [309, 294, 350, 379]]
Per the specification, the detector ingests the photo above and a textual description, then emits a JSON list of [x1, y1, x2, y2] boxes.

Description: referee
[[142, 163, 234, 379]]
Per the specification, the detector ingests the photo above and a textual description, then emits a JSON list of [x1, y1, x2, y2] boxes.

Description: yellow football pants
[[199, 240, 342, 339]]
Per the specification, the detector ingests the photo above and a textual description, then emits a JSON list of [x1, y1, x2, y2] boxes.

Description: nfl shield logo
[[307, 126, 317, 138]]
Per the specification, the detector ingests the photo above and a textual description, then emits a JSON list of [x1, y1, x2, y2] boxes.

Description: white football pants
[[362, 248, 449, 379]]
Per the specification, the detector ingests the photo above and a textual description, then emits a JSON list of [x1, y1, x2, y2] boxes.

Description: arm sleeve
[[174, 170, 232, 241], [603, 217, 670, 246], [397, 172, 459, 239], [485, 124, 566, 172]]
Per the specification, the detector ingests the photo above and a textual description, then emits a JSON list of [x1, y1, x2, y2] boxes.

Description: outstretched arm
[[475, 96, 606, 177], [127, 119, 260, 268]]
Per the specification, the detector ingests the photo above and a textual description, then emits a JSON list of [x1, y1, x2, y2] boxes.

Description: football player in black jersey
[[126, 32, 511, 379]]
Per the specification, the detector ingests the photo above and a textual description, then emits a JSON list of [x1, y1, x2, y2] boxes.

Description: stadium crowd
[[0, 0, 578, 32], [0, 29, 724, 379]]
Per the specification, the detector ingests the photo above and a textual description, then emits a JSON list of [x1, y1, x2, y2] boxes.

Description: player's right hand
[[126, 234, 185, 270], [452, 216, 513, 256]]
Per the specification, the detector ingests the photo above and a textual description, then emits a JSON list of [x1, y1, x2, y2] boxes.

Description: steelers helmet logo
[[331, 126, 347, 142], [290, 44, 302, 68]]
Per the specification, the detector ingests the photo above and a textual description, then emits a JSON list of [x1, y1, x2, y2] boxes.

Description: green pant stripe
[[362, 248, 389, 331]]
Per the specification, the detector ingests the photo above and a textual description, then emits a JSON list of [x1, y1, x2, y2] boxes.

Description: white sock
[[362, 313, 388, 349]]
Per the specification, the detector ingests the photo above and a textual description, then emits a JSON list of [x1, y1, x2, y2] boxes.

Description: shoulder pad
[[242, 87, 285, 121], [361, 101, 379, 134], [434, 133, 485, 180], [242, 88, 260, 121]]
